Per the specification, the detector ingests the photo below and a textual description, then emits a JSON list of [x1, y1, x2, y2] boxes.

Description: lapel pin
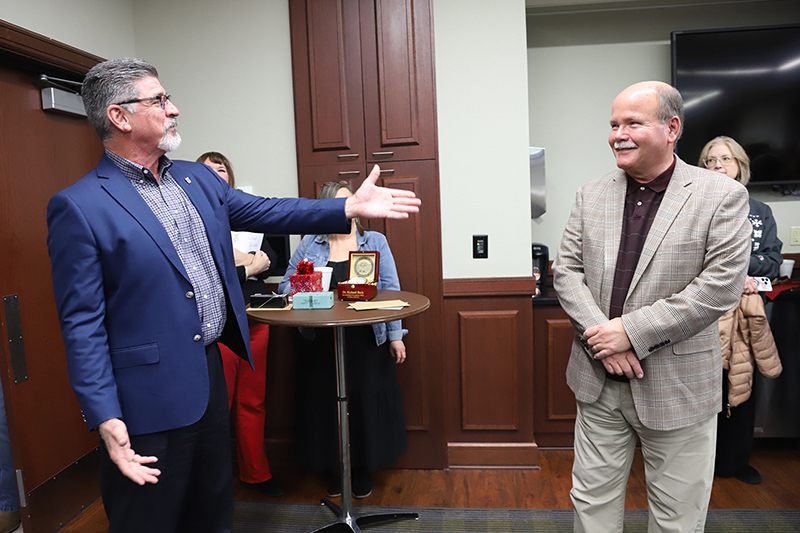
[[185, 177, 192, 184]]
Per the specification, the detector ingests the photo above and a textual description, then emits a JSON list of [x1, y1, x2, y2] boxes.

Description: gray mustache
[[614, 141, 637, 150]]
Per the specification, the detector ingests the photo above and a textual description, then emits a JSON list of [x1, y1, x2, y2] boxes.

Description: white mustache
[[164, 119, 178, 134], [614, 141, 637, 150]]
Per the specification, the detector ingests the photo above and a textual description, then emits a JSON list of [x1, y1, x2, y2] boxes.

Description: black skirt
[[294, 261, 406, 473]]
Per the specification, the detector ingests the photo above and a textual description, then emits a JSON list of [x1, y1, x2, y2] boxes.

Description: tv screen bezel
[[671, 23, 800, 188]]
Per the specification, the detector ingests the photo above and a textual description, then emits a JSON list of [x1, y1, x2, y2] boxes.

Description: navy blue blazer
[[47, 154, 348, 436]]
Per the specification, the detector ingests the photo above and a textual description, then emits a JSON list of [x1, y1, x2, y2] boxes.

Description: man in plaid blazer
[[553, 81, 750, 532]]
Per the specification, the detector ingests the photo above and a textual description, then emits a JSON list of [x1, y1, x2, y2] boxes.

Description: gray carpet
[[233, 501, 800, 532]]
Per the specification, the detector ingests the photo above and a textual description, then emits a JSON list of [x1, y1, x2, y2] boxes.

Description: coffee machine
[[531, 243, 549, 297]]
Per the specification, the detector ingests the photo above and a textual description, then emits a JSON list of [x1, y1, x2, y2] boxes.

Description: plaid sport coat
[[552, 157, 751, 431]]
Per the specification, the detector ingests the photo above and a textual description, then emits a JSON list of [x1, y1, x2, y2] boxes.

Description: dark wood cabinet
[[359, 0, 437, 163], [289, 0, 366, 167], [532, 303, 577, 447], [289, 0, 445, 468], [289, 0, 437, 168]]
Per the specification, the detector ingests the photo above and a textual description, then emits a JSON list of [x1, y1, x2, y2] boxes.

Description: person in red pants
[[198, 151, 285, 497]]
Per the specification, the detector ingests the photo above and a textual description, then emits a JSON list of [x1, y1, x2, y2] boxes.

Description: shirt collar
[[105, 148, 174, 181], [625, 156, 675, 194]]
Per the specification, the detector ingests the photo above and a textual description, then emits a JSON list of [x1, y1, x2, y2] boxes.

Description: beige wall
[[131, 0, 299, 200], [0, 0, 135, 59], [434, 0, 533, 278], [528, 0, 800, 256]]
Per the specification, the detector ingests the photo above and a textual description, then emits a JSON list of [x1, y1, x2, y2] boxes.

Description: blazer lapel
[[627, 158, 692, 294], [96, 154, 190, 282], [601, 171, 627, 307]]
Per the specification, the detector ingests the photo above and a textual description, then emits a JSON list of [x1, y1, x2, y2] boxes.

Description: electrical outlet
[[792, 226, 800, 246]]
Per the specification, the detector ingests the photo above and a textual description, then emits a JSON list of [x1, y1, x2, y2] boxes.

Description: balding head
[[616, 82, 684, 140], [609, 81, 684, 181]]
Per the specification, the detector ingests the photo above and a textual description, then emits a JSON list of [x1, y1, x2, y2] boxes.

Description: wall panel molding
[[443, 276, 536, 297], [458, 310, 519, 431]]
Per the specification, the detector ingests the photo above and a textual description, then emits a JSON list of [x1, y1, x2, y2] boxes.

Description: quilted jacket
[[718, 293, 782, 412]]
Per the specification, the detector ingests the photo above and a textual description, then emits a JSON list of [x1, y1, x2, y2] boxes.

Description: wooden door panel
[[290, 0, 366, 167], [0, 62, 104, 532], [361, 0, 436, 162]]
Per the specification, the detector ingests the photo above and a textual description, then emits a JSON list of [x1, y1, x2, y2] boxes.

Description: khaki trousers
[[572, 379, 716, 533]]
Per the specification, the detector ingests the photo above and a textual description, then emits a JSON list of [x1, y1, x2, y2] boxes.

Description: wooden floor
[[58, 442, 800, 532]]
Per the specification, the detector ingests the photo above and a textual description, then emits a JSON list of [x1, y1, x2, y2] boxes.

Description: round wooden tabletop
[[246, 289, 430, 328]]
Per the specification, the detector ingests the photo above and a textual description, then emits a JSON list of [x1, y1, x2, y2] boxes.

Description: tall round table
[[247, 289, 430, 533]]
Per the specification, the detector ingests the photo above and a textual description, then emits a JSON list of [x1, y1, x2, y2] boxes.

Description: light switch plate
[[473, 235, 488, 259], [791, 226, 800, 246]]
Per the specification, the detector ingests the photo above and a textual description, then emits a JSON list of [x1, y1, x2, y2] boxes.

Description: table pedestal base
[[309, 499, 419, 533]]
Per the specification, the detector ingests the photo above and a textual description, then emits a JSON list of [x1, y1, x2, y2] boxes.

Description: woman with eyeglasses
[[699, 136, 783, 485]]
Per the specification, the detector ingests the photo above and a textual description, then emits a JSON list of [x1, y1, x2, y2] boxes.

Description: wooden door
[[289, 0, 367, 167], [0, 56, 104, 531], [360, 0, 437, 163]]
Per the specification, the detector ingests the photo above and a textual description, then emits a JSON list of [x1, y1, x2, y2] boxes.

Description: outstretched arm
[[345, 165, 421, 220]]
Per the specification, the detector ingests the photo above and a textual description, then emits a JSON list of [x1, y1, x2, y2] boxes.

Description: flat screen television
[[672, 24, 800, 187]]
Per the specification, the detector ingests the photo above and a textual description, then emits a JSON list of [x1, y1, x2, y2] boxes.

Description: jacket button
[[186, 291, 194, 298], [193, 334, 202, 341]]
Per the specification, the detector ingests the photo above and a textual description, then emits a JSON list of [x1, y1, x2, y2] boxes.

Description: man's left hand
[[584, 317, 633, 359], [345, 165, 421, 220]]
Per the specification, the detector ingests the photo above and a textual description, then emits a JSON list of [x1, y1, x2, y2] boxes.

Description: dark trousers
[[100, 343, 233, 533], [715, 368, 757, 477]]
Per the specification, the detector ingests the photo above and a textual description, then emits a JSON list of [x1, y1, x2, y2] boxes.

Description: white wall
[[527, 0, 800, 256], [433, 0, 532, 279], [0, 0, 135, 59]]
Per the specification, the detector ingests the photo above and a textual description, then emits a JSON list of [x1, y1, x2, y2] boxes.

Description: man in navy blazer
[[46, 58, 419, 533]]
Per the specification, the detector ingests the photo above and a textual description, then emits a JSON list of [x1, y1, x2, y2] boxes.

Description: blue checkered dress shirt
[[106, 150, 226, 345]]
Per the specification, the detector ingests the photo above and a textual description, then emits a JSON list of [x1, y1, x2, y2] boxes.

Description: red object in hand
[[296, 260, 315, 275]]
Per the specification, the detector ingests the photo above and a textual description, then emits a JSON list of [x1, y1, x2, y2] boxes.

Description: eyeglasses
[[703, 156, 737, 168], [114, 94, 172, 110]]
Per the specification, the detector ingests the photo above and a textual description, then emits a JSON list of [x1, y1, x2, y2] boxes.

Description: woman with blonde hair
[[699, 136, 783, 484]]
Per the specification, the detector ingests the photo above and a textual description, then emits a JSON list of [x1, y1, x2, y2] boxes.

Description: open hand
[[99, 418, 161, 485], [345, 165, 421, 220]]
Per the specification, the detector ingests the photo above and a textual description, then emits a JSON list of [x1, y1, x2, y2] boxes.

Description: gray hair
[[82, 58, 159, 141], [654, 84, 684, 141]]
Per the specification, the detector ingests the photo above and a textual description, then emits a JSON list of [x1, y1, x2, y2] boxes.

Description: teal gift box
[[293, 291, 334, 309]]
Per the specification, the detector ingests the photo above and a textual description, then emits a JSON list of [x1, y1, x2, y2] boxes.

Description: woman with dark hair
[[197, 152, 284, 497], [279, 181, 407, 499], [699, 136, 783, 484]]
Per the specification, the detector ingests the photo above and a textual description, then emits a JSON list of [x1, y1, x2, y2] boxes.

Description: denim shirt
[[278, 230, 408, 345]]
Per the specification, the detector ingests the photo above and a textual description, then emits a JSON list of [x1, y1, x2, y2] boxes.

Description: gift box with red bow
[[289, 260, 323, 295]]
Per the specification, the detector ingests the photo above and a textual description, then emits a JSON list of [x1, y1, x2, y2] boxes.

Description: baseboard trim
[[447, 442, 539, 468]]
